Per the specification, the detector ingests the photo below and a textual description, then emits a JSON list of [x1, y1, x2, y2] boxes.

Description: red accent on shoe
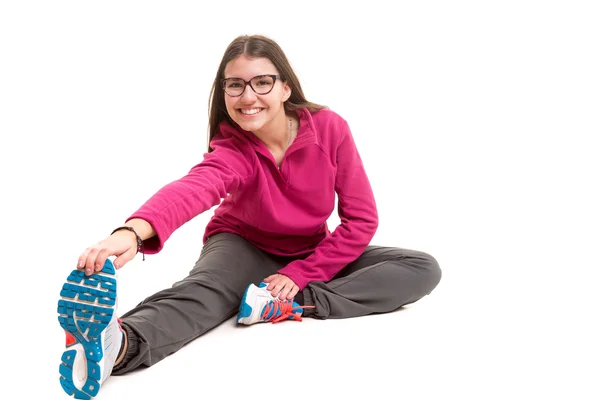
[[260, 300, 315, 324], [65, 331, 76, 346]]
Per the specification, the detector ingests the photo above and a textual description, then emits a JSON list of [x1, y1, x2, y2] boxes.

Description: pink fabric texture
[[127, 108, 378, 290]]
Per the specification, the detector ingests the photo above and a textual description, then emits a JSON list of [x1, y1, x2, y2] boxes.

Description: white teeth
[[240, 108, 261, 115]]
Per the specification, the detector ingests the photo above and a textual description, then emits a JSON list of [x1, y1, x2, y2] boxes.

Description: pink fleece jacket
[[127, 108, 378, 290]]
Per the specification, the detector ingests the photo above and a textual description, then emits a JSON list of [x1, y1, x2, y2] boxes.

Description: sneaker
[[57, 259, 122, 399], [237, 282, 314, 325]]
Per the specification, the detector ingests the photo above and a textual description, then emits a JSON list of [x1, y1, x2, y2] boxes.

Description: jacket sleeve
[[126, 134, 253, 253], [277, 122, 378, 290]]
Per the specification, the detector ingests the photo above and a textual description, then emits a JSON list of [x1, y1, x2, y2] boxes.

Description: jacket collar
[[219, 108, 319, 149]]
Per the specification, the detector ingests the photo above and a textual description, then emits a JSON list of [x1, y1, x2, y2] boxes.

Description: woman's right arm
[[78, 127, 253, 275], [77, 218, 156, 275]]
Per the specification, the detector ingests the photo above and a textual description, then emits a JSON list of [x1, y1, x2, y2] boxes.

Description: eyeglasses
[[222, 74, 281, 97]]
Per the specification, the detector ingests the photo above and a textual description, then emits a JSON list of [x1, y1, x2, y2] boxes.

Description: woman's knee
[[419, 252, 442, 292], [391, 249, 442, 295]]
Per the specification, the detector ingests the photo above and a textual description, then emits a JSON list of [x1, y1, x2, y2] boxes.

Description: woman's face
[[223, 55, 291, 135]]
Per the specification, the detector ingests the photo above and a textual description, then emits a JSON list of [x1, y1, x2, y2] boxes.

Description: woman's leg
[[301, 246, 442, 319], [112, 233, 282, 374]]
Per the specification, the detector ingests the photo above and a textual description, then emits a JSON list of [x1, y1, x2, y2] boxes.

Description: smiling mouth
[[239, 108, 264, 116]]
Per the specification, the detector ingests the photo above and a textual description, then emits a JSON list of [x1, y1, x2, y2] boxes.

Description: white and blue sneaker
[[237, 282, 313, 325], [57, 259, 122, 399]]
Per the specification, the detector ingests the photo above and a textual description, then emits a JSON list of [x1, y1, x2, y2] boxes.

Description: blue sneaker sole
[[57, 260, 117, 399]]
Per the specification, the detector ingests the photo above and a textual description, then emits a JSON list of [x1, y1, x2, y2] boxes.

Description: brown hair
[[207, 35, 326, 152]]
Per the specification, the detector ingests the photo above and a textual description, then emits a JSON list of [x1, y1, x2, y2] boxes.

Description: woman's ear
[[282, 82, 292, 102]]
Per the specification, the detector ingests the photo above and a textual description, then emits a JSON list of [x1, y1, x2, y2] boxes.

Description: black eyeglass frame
[[221, 74, 281, 97]]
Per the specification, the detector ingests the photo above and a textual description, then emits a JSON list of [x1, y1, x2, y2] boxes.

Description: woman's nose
[[239, 84, 258, 102]]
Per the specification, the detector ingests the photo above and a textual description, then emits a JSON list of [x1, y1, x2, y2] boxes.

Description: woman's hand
[[77, 230, 138, 275], [263, 274, 299, 300]]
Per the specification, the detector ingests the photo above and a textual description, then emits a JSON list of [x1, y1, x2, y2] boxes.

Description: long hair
[[207, 35, 326, 152]]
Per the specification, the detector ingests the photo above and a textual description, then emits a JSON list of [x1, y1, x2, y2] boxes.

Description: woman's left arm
[[276, 121, 379, 296]]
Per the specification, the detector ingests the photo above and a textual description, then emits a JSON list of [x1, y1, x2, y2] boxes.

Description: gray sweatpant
[[113, 233, 441, 374]]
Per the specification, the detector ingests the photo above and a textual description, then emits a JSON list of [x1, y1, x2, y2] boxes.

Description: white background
[[1, 1, 599, 399]]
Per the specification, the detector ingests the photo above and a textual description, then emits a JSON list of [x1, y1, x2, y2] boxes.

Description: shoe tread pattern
[[57, 260, 117, 399]]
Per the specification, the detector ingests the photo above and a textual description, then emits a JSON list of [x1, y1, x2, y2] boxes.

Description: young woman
[[57, 34, 442, 399]]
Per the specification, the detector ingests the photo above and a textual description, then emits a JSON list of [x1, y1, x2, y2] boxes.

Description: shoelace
[[260, 299, 315, 324]]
